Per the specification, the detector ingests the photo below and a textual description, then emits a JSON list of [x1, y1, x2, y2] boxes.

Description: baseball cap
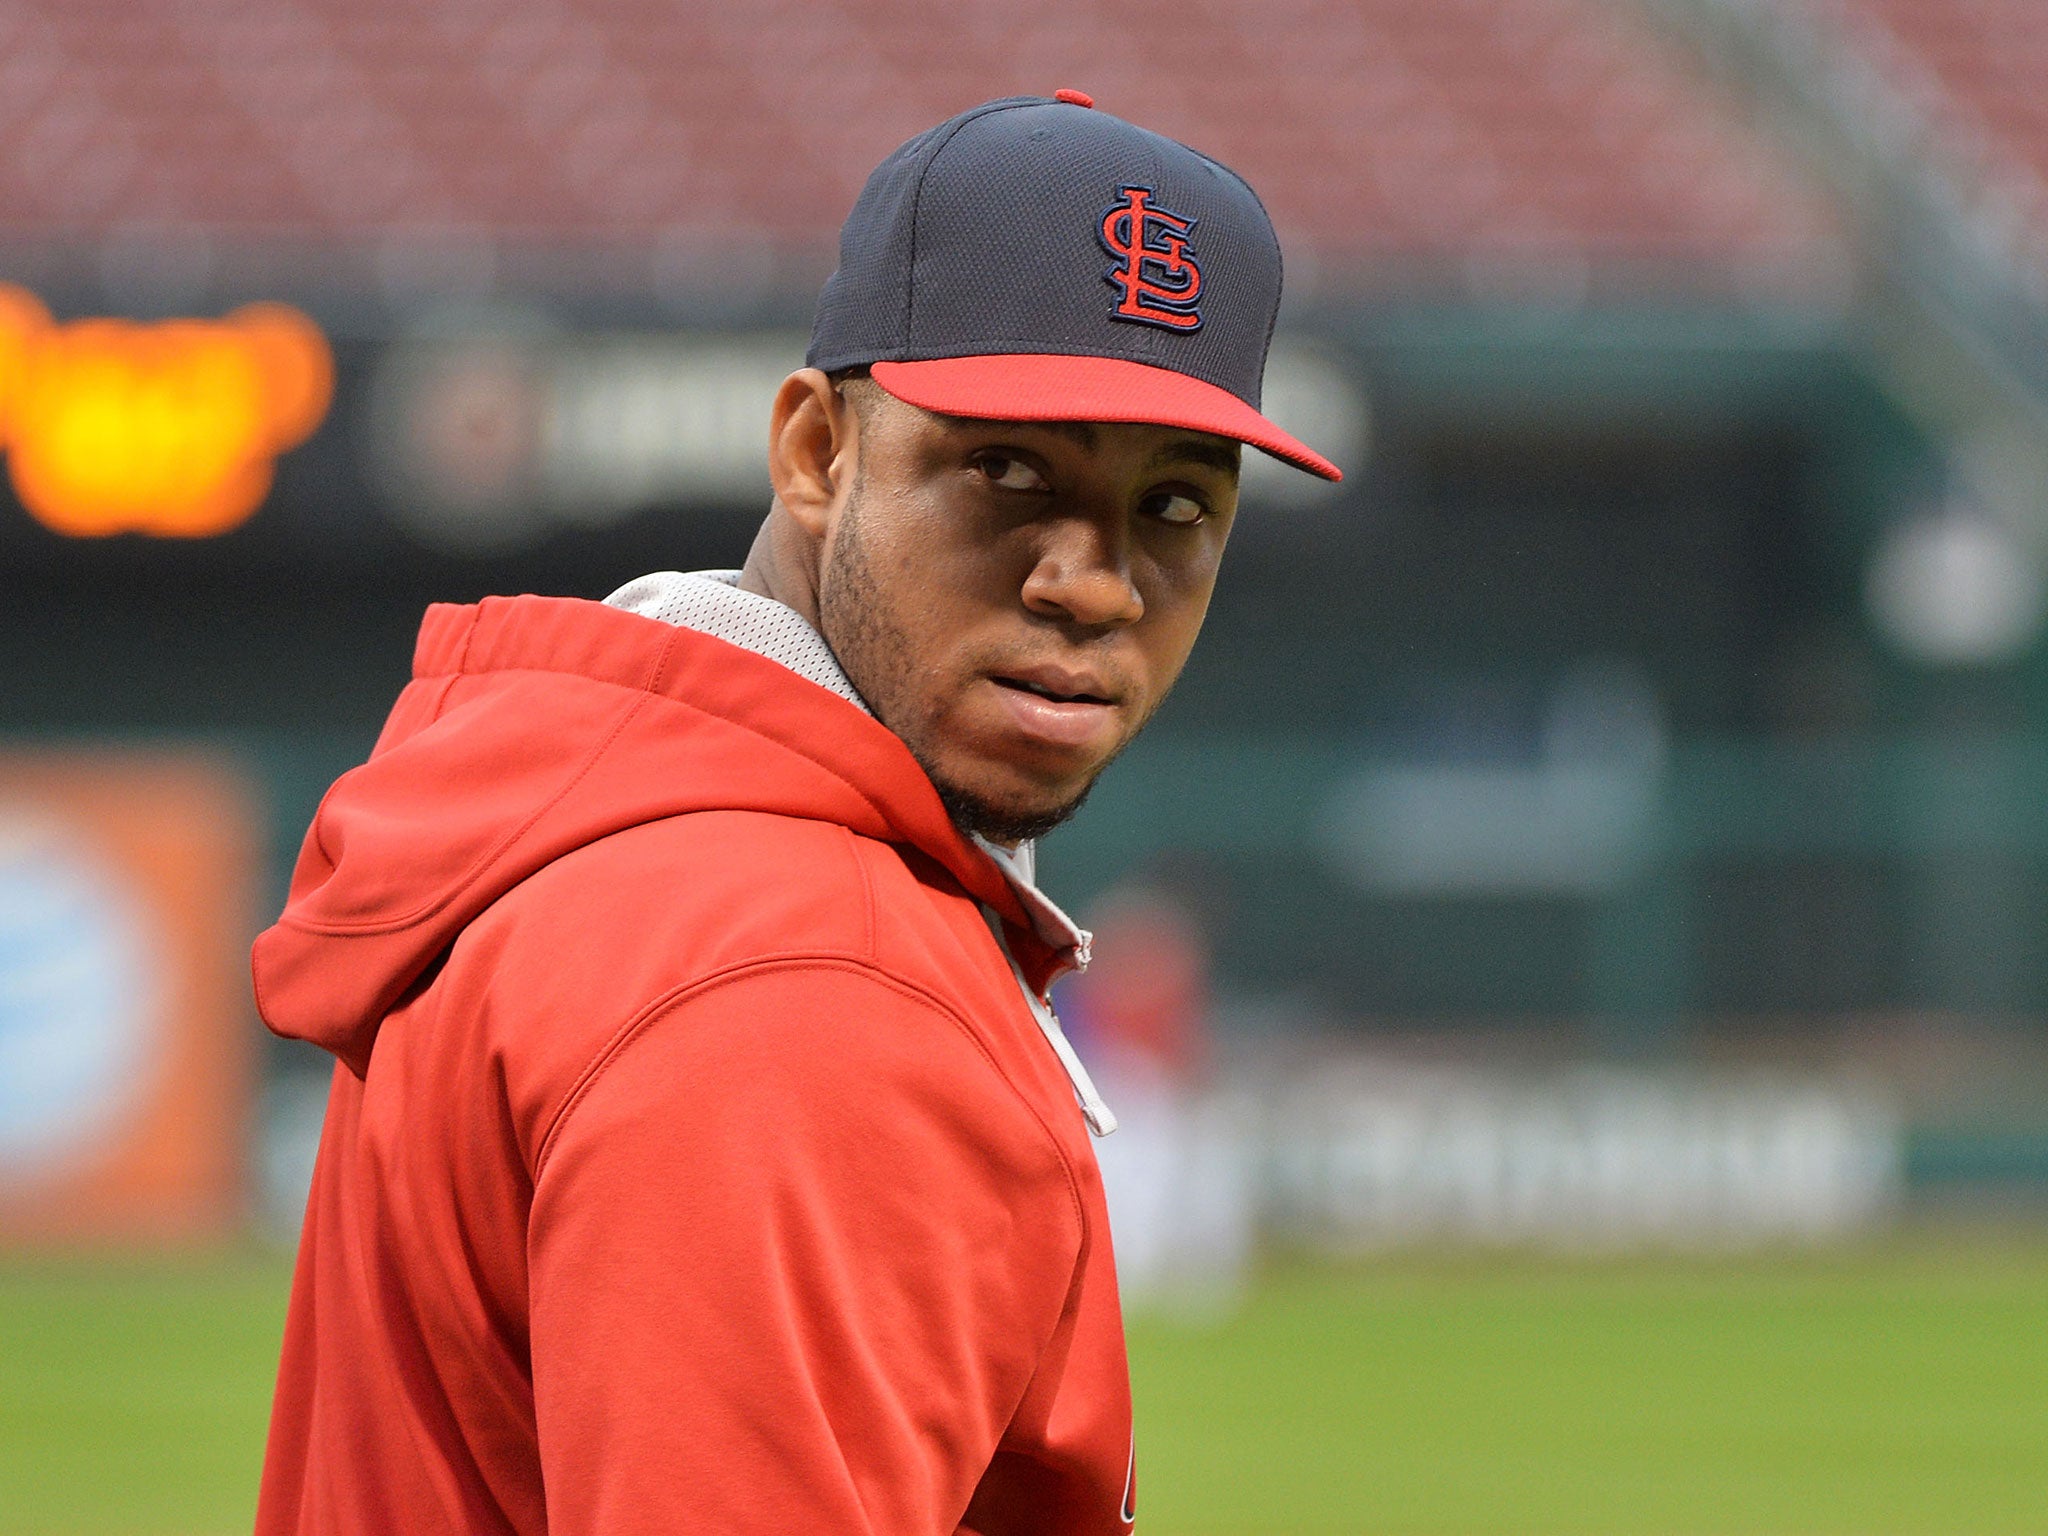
[[808, 92, 1341, 482]]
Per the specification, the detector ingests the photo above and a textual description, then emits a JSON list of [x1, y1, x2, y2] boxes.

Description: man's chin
[[932, 775, 1094, 847]]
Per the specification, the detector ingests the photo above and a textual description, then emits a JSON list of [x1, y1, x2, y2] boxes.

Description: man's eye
[[1141, 491, 1206, 526], [976, 454, 1049, 492]]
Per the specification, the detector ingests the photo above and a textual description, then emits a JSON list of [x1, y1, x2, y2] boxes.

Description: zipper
[[989, 918, 1118, 1138]]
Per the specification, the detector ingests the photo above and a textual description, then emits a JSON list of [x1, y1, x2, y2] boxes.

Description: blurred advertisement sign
[[1259, 1063, 1900, 1249], [369, 315, 802, 550], [1321, 659, 1668, 894], [0, 285, 333, 538], [0, 752, 256, 1245], [1324, 761, 1660, 894]]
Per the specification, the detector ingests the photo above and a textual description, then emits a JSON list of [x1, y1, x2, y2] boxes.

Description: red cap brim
[[868, 354, 1342, 482]]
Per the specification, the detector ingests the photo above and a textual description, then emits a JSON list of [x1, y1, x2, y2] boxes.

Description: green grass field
[[2, 1237, 2046, 1534]]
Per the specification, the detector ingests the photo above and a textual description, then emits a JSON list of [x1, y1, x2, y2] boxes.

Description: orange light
[[0, 284, 334, 538]]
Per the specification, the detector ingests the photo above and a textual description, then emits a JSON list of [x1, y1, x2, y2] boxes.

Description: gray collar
[[603, 570, 1091, 963], [605, 570, 867, 712]]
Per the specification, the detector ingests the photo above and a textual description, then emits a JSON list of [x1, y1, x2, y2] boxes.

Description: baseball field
[[2, 1234, 2044, 1535]]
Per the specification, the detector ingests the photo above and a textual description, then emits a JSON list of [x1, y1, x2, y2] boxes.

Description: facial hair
[[816, 488, 1098, 846]]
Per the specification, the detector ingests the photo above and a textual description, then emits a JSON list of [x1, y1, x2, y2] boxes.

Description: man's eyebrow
[[1031, 419, 1101, 452], [1151, 438, 1242, 476], [936, 413, 1100, 452]]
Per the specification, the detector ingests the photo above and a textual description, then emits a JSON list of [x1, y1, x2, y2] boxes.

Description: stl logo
[[1098, 185, 1204, 332], [0, 284, 333, 538]]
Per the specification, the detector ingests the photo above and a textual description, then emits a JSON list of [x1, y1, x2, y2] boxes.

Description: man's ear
[[768, 369, 858, 538]]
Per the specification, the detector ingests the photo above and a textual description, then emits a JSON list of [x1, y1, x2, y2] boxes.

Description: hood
[[253, 595, 1057, 1076]]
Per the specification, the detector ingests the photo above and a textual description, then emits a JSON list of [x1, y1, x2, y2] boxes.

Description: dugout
[[4, 284, 2034, 1049]]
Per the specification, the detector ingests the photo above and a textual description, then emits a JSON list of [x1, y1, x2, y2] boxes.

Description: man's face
[[817, 385, 1240, 845]]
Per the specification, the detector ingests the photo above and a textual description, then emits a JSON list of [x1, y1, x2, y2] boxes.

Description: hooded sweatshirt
[[252, 579, 1136, 1535]]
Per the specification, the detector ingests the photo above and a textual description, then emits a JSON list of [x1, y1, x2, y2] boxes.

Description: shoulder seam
[[532, 952, 1086, 1235]]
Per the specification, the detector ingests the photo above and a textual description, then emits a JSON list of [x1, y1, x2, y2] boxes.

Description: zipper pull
[[1042, 994, 1117, 1138]]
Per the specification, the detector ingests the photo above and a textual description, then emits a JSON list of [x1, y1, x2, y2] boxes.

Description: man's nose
[[1020, 511, 1144, 628]]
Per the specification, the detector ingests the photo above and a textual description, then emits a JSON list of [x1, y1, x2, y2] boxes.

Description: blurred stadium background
[[5, 0, 2048, 1531]]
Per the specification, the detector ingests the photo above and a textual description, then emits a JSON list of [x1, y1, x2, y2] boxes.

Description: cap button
[[1053, 88, 1095, 108]]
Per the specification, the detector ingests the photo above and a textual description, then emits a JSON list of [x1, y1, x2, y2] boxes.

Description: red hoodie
[[253, 593, 1135, 1535]]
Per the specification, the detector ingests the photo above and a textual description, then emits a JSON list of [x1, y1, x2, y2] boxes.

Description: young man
[[253, 93, 1338, 1535]]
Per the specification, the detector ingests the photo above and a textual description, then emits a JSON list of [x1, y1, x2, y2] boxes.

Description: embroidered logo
[[1098, 186, 1203, 332]]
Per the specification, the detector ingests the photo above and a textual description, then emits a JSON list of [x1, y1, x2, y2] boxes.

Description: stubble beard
[[817, 492, 1105, 846]]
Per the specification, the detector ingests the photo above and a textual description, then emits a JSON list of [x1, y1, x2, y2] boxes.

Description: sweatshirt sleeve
[[526, 958, 1086, 1535]]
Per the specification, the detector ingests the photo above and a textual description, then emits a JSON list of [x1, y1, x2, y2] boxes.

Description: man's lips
[[989, 662, 1119, 706], [986, 665, 1124, 752], [995, 667, 1114, 704]]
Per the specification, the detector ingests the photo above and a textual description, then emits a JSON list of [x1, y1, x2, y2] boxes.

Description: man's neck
[[735, 511, 824, 631]]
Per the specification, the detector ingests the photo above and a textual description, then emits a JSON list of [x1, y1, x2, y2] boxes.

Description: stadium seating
[[0, 0, 1849, 291]]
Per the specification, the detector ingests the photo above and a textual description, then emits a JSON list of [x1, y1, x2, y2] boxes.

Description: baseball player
[[252, 92, 1339, 1534]]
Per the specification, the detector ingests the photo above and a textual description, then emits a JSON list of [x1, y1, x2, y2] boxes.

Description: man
[[253, 92, 1338, 1535]]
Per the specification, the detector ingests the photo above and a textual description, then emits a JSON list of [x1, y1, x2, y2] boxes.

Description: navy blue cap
[[808, 92, 1340, 480]]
